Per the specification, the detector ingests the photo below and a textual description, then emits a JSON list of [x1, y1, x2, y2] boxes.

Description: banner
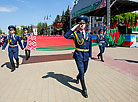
[[71, 0, 106, 18], [25, 35, 37, 50]]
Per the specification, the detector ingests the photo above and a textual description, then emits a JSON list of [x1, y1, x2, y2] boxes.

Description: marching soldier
[[0, 34, 5, 47], [22, 27, 31, 60], [97, 28, 108, 62], [2, 25, 24, 72], [0, 35, 2, 47], [64, 15, 92, 98]]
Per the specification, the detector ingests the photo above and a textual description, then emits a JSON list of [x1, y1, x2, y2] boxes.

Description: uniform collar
[[79, 30, 85, 38], [11, 34, 15, 37], [79, 30, 85, 33]]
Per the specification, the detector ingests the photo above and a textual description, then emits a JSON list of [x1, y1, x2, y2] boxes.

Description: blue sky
[[0, 0, 74, 33]]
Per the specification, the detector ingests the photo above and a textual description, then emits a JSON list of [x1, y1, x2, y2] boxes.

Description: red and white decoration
[[25, 35, 37, 50]]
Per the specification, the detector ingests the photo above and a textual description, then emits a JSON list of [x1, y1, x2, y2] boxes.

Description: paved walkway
[[0, 46, 138, 102]]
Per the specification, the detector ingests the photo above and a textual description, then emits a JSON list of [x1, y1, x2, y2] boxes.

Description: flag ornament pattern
[[25, 35, 37, 50]]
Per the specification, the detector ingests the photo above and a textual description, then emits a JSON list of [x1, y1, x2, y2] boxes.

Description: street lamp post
[[89, 16, 92, 33], [69, 8, 72, 29], [107, 0, 111, 34]]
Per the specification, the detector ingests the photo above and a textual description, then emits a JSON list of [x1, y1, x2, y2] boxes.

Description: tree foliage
[[28, 25, 33, 34], [15, 25, 33, 36], [53, 5, 71, 34], [37, 22, 48, 35], [54, 15, 61, 23], [0, 29, 2, 34], [111, 12, 138, 25], [63, 6, 70, 32], [15, 25, 24, 36]]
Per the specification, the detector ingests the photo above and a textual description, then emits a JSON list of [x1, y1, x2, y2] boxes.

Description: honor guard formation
[[1, 0, 138, 101], [1, 16, 110, 98]]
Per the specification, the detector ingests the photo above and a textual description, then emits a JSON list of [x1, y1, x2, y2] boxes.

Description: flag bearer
[[22, 27, 31, 60], [2, 25, 24, 72]]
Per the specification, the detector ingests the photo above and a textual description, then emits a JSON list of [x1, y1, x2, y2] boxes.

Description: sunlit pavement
[[0, 46, 138, 102]]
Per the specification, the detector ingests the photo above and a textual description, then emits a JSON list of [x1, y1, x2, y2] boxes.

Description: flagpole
[[50, 25, 51, 35], [69, 8, 72, 29]]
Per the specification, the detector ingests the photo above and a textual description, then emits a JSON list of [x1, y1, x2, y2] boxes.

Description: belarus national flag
[[26, 35, 37, 50], [44, 16, 46, 20]]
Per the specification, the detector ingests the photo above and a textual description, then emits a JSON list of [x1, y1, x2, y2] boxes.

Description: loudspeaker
[[118, 26, 127, 34]]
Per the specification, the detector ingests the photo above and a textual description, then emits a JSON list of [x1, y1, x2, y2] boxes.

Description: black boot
[[101, 54, 104, 62], [97, 53, 100, 59], [76, 75, 79, 84], [16, 58, 19, 68], [11, 63, 15, 72], [25, 50, 28, 60], [28, 50, 30, 59], [26, 56, 29, 60], [80, 79, 88, 98], [25, 50, 30, 60]]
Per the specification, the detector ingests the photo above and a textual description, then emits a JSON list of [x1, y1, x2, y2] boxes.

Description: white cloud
[[0, 7, 18, 12]]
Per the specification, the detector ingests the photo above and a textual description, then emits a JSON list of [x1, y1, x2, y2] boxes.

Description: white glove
[[107, 44, 109, 46], [71, 24, 79, 31], [2, 50, 5, 52]]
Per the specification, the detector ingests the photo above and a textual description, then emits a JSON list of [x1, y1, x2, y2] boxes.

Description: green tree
[[37, 22, 43, 35], [0, 29, 2, 34], [37, 22, 47, 35], [53, 5, 72, 34], [21, 26, 24, 35], [30, 25, 33, 33], [28, 26, 31, 33], [63, 6, 70, 32], [16, 28, 20, 35], [55, 15, 61, 23], [61, 11, 65, 22], [42, 23, 47, 35], [27, 25, 33, 34], [15, 25, 24, 36]]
